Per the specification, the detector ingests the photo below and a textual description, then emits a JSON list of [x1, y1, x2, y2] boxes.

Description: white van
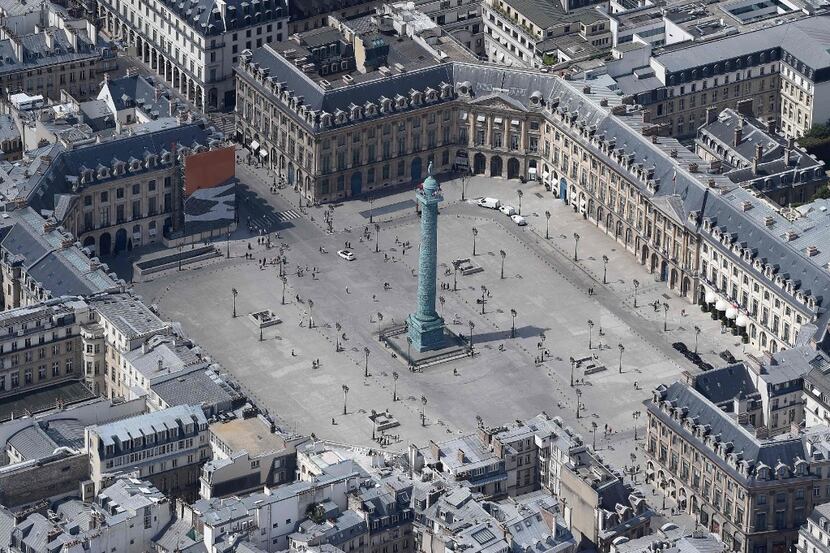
[[476, 197, 501, 209]]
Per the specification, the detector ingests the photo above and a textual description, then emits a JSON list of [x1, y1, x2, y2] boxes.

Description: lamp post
[[393, 371, 399, 401], [439, 296, 445, 317], [421, 396, 427, 426], [587, 319, 594, 349], [308, 299, 314, 329], [480, 286, 487, 315], [510, 308, 517, 338], [618, 343, 625, 373], [468, 320, 475, 350], [575, 388, 582, 419], [602, 255, 609, 284], [500, 250, 506, 279], [663, 302, 669, 331], [342, 384, 349, 415], [232, 288, 238, 318], [461, 169, 470, 201], [178, 244, 183, 271], [472, 227, 478, 256], [569, 356, 575, 387], [632, 410, 641, 441], [406, 336, 413, 369], [517, 189, 524, 216], [452, 260, 460, 291], [226, 232, 231, 258], [335, 322, 342, 352], [374, 222, 380, 253], [281, 276, 287, 305], [376, 312, 383, 338], [591, 421, 598, 450], [363, 347, 370, 378], [545, 210, 551, 239], [573, 232, 580, 261], [369, 193, 374, 224], [694, 325, 701, 354], [633, 279, 640, 308]]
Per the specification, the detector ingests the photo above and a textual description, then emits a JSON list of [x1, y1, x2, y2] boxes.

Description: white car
[[511, 214, 527, 226], [337, 249, 356, 261], [476, 197, 501, 209], [499, 205, 517, 216]]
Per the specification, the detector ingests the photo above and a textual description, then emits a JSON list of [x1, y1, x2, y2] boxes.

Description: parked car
[[337, 249, 356, 261], [477, 197, 501, 209], [719, 350, 737, 364], [511, 214, 527, 226], [499, 205, 517, 216], [672, 342, 689, 354]]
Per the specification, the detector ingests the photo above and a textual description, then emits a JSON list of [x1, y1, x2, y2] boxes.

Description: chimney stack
[[706, 107, 718, 125], [753, 144, 764, 175], [784, 137, 794, 166], [734, 125, 743, 147]]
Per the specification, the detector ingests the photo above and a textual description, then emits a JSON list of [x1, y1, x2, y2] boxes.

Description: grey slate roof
[[648, 381, 809, 481], [693, 364, 756, 404], [92, 293, 168, 340], [0, 208, 119, 297], [654, 15, 830, 79], [26, 122, 221, 214], [156, 0, 287, 37], [151, 365, 235, 410], [7, 424, 59, 460]]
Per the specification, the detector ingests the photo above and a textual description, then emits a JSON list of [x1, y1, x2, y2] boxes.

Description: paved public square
[[132, 159, 745, 472]]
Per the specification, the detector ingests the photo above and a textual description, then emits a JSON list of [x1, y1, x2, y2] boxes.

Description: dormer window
[[161, 151, 172, 164], [97, 166, 109, 179]]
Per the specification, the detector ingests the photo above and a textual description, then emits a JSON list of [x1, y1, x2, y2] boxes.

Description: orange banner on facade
[[183, 146, 235, 196]]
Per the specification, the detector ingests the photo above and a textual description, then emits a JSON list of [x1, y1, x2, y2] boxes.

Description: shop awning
[[250, 140, 260, 150], [725, 307, 738, 319], [704, 289, 717, 304], [736, 314, 749, 327], [715, 299, 728, 311], [259, 148, 268, 157]]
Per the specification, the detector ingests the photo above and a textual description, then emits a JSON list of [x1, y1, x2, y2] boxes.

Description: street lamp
[[342, 384, 349, 415], [452, 260, 461, 291], [468, 320, 475, 350], [461, 169, 470, 201], [500, 250, 506, 279], [618, 343, 625, 373], [369, 194, 374, 224], [393, 371, 399, 401], [281, 276, 287, 305], [573, 232, 580, 261], [363, 347, 370, 377], [226, 231, 231, 258], [694, 325, 701, 354], [374, 222, 380, 253], [439, 296, 445, 317], [569, 356, 575, 387], [632, 410, 642, 441], [517, 189, 524, 216], [472, 227, 478, 256], [602, 255, 609, 284], [335, 322, 342, 352], [232, 288, 238, 318], [633, 279, 640, 308], [406, 336, 413, 368], [591, 421, 598, 450], [662, 302, 669, 331], [545, 210, 551, 239], [510, 308, 517, 338], [575, 388, 582, 419], [377, 312, 383, 338], [480, 285, 487, 315], [587, 319, 594, 350], [421, 395, 427, 426], [308, 299, 314, 329]]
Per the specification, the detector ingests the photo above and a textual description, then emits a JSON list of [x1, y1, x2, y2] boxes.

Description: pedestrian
[[332, 418, 336, 425], [346, 287, 350, 294], [291, 349, 295, 356]]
